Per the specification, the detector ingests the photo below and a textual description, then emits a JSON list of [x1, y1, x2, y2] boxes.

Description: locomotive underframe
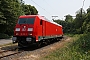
[[12, 36, 36, 47], [12, 35, 63, 48]]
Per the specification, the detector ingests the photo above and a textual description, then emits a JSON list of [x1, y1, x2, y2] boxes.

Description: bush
[[42, 33, 90, 60], [0, 33, 10, 39]]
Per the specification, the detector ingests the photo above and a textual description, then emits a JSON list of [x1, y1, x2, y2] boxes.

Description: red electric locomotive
[[12, 15, 63, 47]]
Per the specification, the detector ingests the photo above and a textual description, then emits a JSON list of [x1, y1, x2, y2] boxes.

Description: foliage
[[65, 14, 73, 23], [0, 33, 10, 39], [87, 6, 90, 13], [82, 7, 90, 33], [0, 0, 24, 35], [22, 4, 38, 15], [42, 33, 90, 60]]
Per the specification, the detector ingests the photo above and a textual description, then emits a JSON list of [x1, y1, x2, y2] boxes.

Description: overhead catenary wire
[[31, 0, 52, 15], [42, 0, 55, 11], [43, 0, 61, 20]]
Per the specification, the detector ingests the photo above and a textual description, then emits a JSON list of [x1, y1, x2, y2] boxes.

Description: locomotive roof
[[19, 15, 62, 27]]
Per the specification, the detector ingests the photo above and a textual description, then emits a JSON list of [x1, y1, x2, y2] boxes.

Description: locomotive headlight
[[28, 28, 33, 31], [15, 28, 20, 31]]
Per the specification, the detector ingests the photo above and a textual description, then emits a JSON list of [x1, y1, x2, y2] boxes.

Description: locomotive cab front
[[12, 16, 37, 47]]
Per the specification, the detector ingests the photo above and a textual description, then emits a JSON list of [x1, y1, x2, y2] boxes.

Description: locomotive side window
[[18, 18, 35, 24], [40, 20, 42, 25]]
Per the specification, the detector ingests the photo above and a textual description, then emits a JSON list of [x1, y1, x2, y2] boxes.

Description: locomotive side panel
[[57, 25, 63, 35], [41, 20, 63, 39]]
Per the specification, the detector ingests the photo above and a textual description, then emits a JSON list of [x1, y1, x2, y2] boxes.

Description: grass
[[0, 43, 13, 47], [0, 43, 18, 47], [41, 33, 90, 60]]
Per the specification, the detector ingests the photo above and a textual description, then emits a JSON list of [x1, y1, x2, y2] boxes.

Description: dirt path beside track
[[0, 39, 12, 46]]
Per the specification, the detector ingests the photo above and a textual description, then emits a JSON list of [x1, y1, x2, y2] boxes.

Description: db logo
[[22, 26, 26, 31]]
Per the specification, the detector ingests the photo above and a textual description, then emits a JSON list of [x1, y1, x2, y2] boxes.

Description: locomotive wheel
[[35, 42, 42, 48], [18, 42, 23, 48]]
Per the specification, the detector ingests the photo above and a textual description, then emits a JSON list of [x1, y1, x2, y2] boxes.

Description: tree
[[87, 6, 90, 13], [23, 5, 38, 15], [0, 0, 24, 35], [30, 6, 38, 15], [65, 14, 73, 23], [82, 7, 90, 33], [74, 8, 86, 33]]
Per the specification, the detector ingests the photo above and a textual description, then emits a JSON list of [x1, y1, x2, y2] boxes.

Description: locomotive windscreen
[[18, 18, 35, 24]]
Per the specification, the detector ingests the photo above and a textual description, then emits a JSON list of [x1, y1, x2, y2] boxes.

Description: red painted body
[[12, 15, 63, 47]]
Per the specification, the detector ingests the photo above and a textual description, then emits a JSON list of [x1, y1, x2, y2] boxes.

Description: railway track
[[0, 45, 23, 59], [0, 51, 22, 59]]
